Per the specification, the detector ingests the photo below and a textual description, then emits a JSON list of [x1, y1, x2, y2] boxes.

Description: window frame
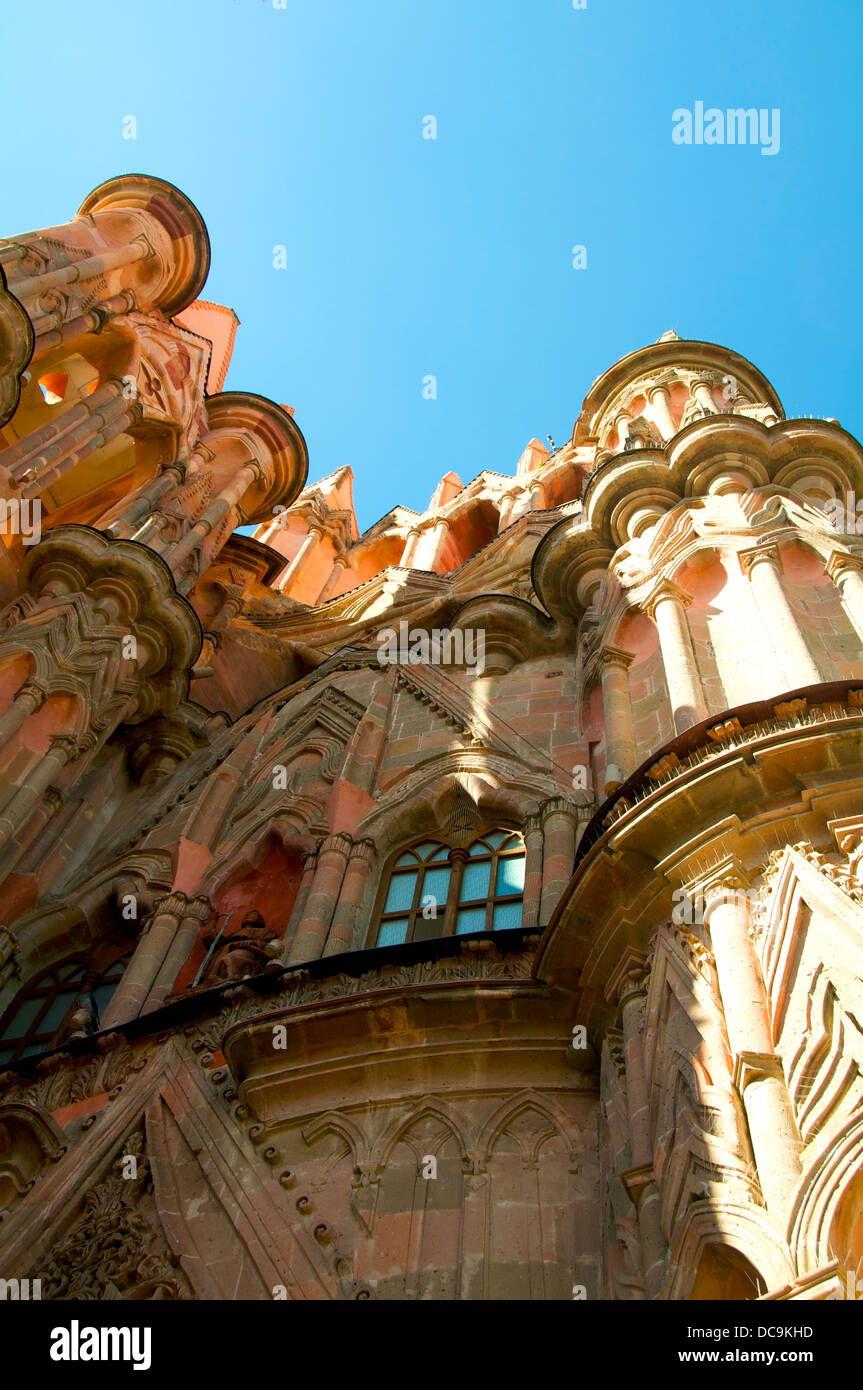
[[0, 940, 132, 1066], [368, 825, 526, 949]]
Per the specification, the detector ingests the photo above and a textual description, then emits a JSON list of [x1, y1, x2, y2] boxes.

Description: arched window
[[0, 948, 129, 1067], [372, 829, 526, 948]]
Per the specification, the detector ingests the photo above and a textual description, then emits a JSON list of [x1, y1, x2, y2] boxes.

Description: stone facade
[[0, 176, 861, 1300]]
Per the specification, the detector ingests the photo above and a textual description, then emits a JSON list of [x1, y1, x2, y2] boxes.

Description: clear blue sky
[[3, 0, 861, 532]]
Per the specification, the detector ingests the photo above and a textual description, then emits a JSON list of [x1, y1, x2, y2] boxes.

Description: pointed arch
[[371, 1097, 473, 1171], [478, 1089, 582, 1166]]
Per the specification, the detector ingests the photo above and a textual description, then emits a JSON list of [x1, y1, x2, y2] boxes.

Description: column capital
[[148, 890, 189, 924], [738, 543, 781, 578], [689, 371, 721, 392], [523, 812, 543, 837], [244, 459, 268, 487], [646, 381, 671, 401], [317, 831, 353, 860], [639, 576, 694, 619], [826, 549, 863, 584], [732, 1050, 788, 1096], [49, 731, 89, 763], [685, 855, 752, 915], [606, 947, 650, 1006], [181, 895, 212, 925], [38, 785, 63, 816], [540, 796, 578, 825], [619, 1162, 657, 1209], [598, 644, 635, 673], [17, 679, 47, 708], [348, 837, 377, 865], [617, 963, 652, 1009]]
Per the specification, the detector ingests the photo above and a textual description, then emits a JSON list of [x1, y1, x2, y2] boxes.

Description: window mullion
[[484, 851, 495, 931], [408, 866, 425, 942], [443, 849, 467, 936]]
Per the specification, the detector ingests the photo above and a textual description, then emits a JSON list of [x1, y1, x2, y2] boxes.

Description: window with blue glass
[[0, 946, 130, 1067], [372, 829, 526, 947]]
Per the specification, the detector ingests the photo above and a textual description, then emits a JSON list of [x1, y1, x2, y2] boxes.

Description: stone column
[[613, 410, 632, 451], [694, 859, 803, 1218], [31, 290, 136, 361], [1, 380, 143, 497], [105, 463, 185, 537], [740, 545, 821, 689], [0, 679, 46, 751], [324, 839, 377, 956], [520, 813, 544, 930], [690, 375, 719, 415], [617, 965, 667, 1298], [400, 528, 422, 567], [826, 552, 863, 644], [528, 479, 545, 511], [539, 798, 578, 926], [642, 579, 707, 733], [100, 892, 189, 1027], [0, 380, 120, 474], [141, 895, 212, 1013], [508, 487, 532, 523], [20, 390, 143, 497], [9, 242, 150, 318], [275, 525, 324, 595], [413, 517, 450, 571], [598, 646, 637, 793], [282, 850, 318, 953], [191, 587, 244, 680], [316, 553, 350, 604], [161, 461, 264, 576], [287, 833, 352, 963], [497, 491, 519, 532], [0, 733, 82, 851], [647, 383, 675, 441]]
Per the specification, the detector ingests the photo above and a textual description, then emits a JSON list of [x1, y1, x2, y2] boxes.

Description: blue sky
[[3, 0, 861, 531]]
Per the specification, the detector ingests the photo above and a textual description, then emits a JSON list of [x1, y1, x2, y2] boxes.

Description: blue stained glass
[[429, 845, 449, 861], [492, 901, 523, 931], [456, 907, 487, 935], [92, 981, 118, 1013], [421, 866, 451, 914], [481, 830, 509, 849], [415, 841, 443, 860], [377, 919, 409, 947], [459, 859, 490, 902], [395, 850, 420, 867], [3, 994, 46, 1035], [496, 853, 526, 894], [39, 989, 79, 1034], [384, 870, 418, 913]]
